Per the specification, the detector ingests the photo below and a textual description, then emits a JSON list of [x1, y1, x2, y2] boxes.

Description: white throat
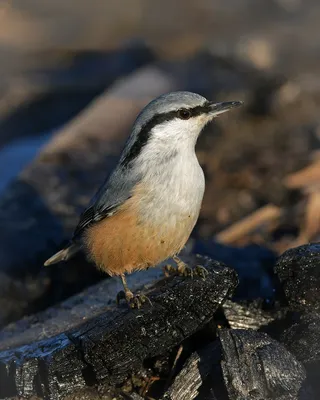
[[138, 116, 209, 169], [135, 119, 206, 226]]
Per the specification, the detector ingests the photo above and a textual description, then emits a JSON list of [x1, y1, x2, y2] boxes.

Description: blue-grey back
[[72, 165, 140, 238]]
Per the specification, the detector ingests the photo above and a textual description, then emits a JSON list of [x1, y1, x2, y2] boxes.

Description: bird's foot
[[164, 257, 193, 277], [163, 258, 209, 280], [163, 264, 179, 277], [176, 261, 194, 277], [116, 290, 152, 309], [194, 264, 209, 279]]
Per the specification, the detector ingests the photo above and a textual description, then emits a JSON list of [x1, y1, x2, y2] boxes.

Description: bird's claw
[[164, 263, 194, 277], [128, 293, 152, 309], [163, 261, 208, 280], [194, 264, 209, 279], [164, 264, 181, 277], [116, 290, 152, 309], [177, 263, 194, 277]]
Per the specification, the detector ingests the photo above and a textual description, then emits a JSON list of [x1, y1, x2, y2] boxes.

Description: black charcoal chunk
[[281, 313, 320, 397], [219, 329, 312, 400], [275, 244, 320, 312]]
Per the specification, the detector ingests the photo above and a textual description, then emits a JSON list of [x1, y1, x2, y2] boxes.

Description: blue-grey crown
[[134, 91, 208, 130]]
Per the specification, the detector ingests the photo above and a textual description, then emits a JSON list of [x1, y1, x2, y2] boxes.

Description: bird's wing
[[72, 201, 121, 238], [72, 167, 139, 239]]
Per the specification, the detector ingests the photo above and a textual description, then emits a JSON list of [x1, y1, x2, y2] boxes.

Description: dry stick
[[284, 160, 320, 190], [163, 345, 184, 393], [284, 159, 320, 244], [303, 190, 320, 239], [215, 204, 282, 244], [216, 158, 320, 245], [291, 190, 320, 247]]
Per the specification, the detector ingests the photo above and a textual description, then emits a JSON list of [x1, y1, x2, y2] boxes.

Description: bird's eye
[[178, 109, 192, 120]]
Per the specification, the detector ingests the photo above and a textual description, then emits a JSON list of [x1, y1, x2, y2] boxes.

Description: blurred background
[[1, 0, 320, 326]]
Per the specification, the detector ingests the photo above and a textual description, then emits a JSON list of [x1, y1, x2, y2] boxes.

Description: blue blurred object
[[0, 132, 52, 193], [192, 239, 277, 300], [0, 42, 154, 146]]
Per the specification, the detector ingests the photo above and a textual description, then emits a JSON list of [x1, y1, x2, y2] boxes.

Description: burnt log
[[161, 342, 220, 400], [221, 299, 281, 330], [274, 243, 320, 312], [0, 258, 238, 400], [162, 327, 312, 400], [218, 329, 312, 400], [281, 313, 320, 398]]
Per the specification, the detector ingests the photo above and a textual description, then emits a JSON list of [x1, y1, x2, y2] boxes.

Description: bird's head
[[121, 91, 243, 167]]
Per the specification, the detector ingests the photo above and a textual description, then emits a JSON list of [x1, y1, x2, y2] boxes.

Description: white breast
[[137, 150, 205, 230]]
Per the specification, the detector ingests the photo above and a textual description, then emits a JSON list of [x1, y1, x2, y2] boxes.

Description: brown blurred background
[[1, 0, 320, 324]]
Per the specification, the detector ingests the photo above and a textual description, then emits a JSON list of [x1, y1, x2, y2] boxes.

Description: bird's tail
[[44, 243, 80, 266]]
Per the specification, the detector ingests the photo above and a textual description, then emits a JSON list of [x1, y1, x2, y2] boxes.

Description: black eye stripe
[[120, 101, 211, 167], [186, 102, 212, 117], [177, 102, 212, 118], [178, 109, 192, 119]]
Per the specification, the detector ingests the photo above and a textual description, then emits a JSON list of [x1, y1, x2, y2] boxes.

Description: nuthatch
[[44, 91, 242, 308]]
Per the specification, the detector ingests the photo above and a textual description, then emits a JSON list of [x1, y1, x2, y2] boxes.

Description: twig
[[163, 345, 184, 392], [284, 160, 320, 190], [215, 204, 282, 244]]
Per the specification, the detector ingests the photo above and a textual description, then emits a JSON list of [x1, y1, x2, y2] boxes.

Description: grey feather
[[73, 166, 140, 238], [44, 243, 80, 266]]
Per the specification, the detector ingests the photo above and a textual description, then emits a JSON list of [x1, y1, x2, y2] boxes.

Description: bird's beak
[[208, 100, 243, 117]]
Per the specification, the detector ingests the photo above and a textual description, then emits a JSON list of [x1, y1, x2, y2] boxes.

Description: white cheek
[[151, 117, 206, 147], [137, 116, 210, 171]]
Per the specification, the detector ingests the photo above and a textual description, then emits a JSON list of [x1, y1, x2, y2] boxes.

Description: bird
[[44, 91, 242, 308]]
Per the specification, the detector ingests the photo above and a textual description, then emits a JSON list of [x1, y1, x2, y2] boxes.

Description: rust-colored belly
[[83, 203, 195, 276]]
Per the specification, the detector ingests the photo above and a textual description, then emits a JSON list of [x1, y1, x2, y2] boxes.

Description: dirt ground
[[196, 87, 320, 250]]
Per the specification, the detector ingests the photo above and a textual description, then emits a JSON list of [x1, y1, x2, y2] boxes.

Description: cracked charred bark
[[0, 259, 238, 400]]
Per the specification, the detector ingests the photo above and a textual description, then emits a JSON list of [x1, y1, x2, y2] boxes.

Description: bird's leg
[[116, 274, 152, 309], [117, 273, 134, 302]]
